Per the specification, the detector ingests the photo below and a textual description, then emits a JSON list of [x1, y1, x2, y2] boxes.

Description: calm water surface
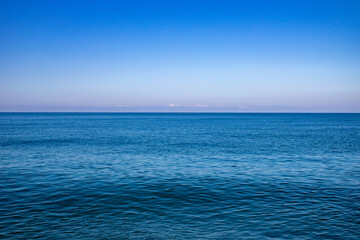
[[0, 113, 359, 239]]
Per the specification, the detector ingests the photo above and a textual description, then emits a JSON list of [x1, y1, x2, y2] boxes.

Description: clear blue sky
[[1, 0, 359, 112]]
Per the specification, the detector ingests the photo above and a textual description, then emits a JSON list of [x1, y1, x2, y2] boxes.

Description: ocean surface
[[0, 113, 359, 239]]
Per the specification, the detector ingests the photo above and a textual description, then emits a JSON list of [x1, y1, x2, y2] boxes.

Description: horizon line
[[1, 111, 360, 114]]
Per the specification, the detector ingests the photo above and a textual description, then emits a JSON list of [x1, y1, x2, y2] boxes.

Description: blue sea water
[[0, 113, 359, 239]]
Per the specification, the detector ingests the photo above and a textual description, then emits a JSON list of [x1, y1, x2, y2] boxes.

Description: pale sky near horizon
[[1, 0, 360, 112]]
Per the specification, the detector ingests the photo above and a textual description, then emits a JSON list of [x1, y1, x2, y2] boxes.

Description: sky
[[0, 0, 359, 112]]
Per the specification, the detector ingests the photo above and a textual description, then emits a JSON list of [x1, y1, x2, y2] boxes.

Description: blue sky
[[1, 0, 359, 112]]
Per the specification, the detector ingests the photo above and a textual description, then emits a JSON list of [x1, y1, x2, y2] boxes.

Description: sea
[[0, 113, 359, 239]]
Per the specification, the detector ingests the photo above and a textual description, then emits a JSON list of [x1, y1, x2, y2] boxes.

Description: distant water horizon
[[1, 112, 360, 113], [1, 113, 359, 239]]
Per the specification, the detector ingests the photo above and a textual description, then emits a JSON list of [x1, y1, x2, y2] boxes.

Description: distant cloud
[[214, 104, 224, 108], [167, 103, 209, 108], [194, 104, 209, 108], [168, 103, 180, 107], [237, 105, 248, 109], [115, 104, 130, 108]]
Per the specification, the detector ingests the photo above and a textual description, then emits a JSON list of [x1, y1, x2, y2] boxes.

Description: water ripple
[[1, 113, 359, 239]]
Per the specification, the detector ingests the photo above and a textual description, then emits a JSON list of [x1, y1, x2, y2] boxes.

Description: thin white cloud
[[168, 103, 180, 107], [237, 105, 248, 109], [115, 104, 130, 108], [167, 103, 209, 108]]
